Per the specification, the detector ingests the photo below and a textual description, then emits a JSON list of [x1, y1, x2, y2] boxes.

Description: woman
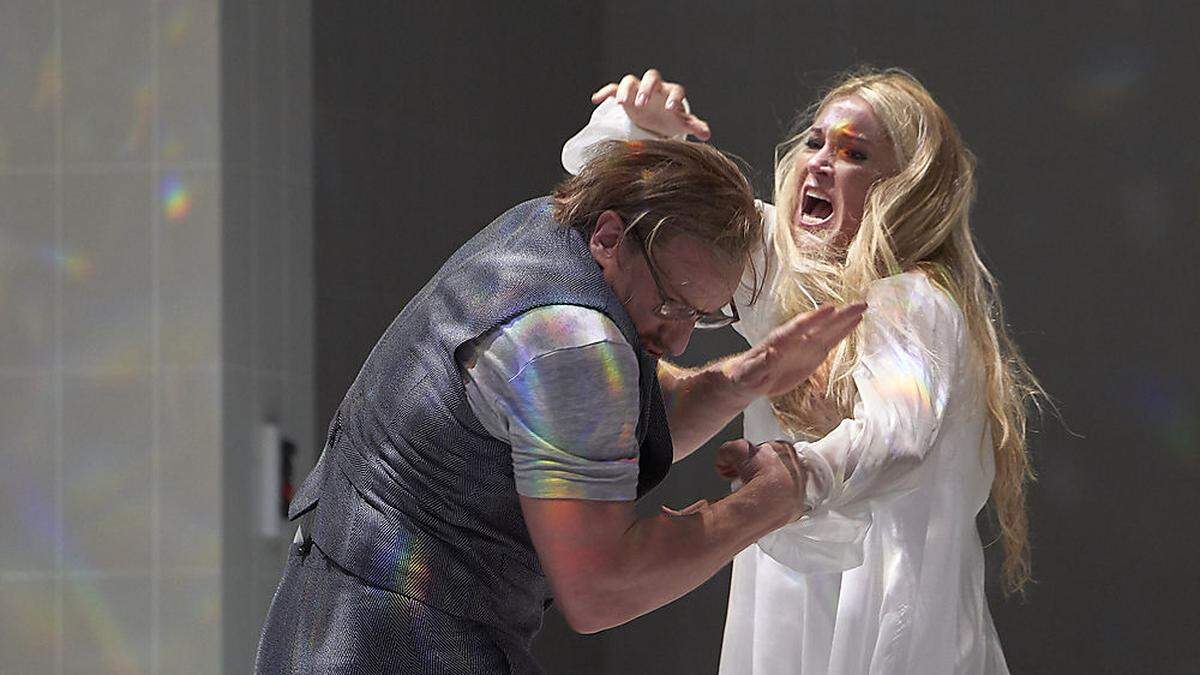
[[562, 68, 1043, 674]]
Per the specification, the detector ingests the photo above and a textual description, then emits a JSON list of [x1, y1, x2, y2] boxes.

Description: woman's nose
[[806, 147, 833, 175]]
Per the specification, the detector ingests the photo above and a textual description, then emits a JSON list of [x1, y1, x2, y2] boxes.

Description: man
[[255, 139, 865, 674]]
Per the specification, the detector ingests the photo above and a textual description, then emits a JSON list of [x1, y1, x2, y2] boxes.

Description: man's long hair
[[553, 138, 765, 302]]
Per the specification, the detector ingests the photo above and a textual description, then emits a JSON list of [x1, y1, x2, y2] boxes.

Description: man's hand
[[591, 68, 711, 140], [519, 437, 810, 634], [722, 303, 867, 400], [715, 439, 809, 524]]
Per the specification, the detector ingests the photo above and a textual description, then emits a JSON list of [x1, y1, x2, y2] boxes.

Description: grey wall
[[220, 1, 314, 672], [0, 1, 225, 672], [313, 2, 1200, 674], [0, 1, 313, 673], [313, 2, 603, 426]]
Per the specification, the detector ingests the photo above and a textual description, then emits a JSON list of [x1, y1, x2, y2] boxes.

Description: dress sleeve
[[731, 201, 777, 345], [756, 272, 966, 572]]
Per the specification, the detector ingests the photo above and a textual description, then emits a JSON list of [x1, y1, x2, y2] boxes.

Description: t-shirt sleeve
[[460, 305, 642, 501]]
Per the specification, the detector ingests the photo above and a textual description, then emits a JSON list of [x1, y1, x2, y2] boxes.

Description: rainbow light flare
[[161, 135, 187, 162], [1132, 374, 1199, 466], [65, 578, 146, 675], [830, 118, 858, 138], [475, 305, 640, 498], [1069, 48, 1149, 120], [122, 79, 154, 156], [830, 118, 864, 160], [391, 538, 436, 605], [34, 40, 62, 111], [4, 456, 149, 675], [164, 5, 192, 47], [53, 248, 95, 281], [161, 174, 193, 221], [512, 306, 638, 459], [863, 285, 948, 423]]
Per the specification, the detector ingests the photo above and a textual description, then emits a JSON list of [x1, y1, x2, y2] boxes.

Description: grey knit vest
[[287, 197, 673, 666]]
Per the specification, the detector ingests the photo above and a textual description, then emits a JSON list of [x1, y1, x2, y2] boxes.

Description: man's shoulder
[[497, 304, 633, 366]]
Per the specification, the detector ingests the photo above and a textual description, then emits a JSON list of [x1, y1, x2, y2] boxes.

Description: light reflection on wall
[[164, 5, 192, 48], [1134, 374, 1199, 466], [54, 248, 95, 281], [161, 173, 192, 221], [35, 39, 62, 112], [1067, 47, 1149, 120]]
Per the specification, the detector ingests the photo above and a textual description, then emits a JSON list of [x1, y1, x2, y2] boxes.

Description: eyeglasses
[[628, 228, 739, 330]]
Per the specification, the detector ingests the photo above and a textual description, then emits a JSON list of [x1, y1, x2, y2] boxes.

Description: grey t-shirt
[[458, 304, 641, 501]]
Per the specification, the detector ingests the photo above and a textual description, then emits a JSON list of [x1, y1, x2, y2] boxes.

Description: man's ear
[[589, 210, 626, 267]]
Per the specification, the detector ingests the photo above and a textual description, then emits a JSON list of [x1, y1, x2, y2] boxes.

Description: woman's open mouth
[[799, 189, 834, 228]]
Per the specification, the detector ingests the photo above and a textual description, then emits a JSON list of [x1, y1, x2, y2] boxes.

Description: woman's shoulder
[[867, 271, 961, 315], [864, 270, 966, 346]]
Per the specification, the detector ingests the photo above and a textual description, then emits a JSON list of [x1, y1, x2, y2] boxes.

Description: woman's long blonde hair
[[769, 68, 1044, 596]]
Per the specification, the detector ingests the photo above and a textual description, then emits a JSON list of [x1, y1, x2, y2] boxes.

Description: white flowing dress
[[564, 100, 1011, 675]]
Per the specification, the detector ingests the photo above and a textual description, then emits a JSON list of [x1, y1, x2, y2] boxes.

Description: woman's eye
[[804, 138, 822, 150], [835, 147, 868, 161]]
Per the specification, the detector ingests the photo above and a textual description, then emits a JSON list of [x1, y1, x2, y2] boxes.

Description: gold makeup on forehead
[[829, 117, 867, 142], [813, 117, 870, 161]]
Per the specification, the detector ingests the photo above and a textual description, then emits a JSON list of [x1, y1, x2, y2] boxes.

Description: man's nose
[[664, 319, 696, 357]]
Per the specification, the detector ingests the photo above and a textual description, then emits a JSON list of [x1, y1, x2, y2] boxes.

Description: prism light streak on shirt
[[460, 305, 641, 501]]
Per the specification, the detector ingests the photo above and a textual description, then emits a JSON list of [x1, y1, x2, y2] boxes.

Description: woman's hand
[[590, 68, 711, 141]]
